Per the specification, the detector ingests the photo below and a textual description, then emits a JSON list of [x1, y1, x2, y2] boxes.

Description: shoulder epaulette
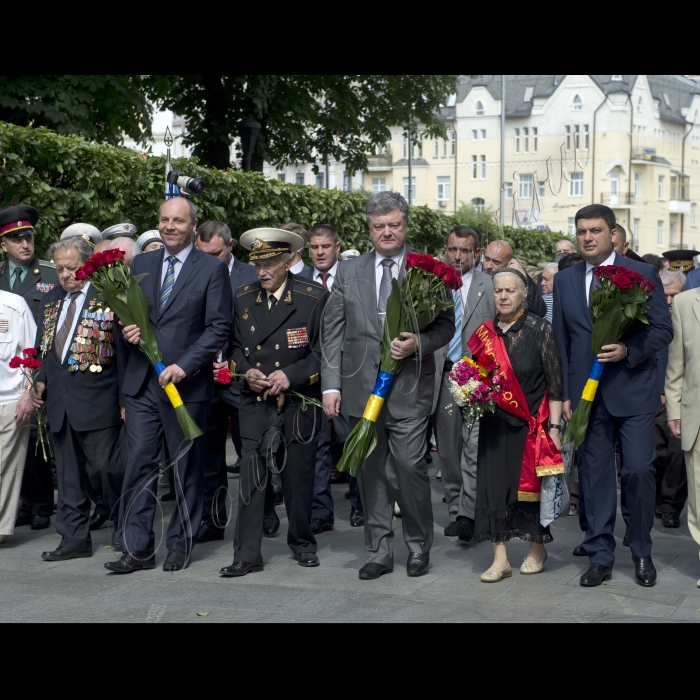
[[236, 281, 261, 298], [293, 279, 325, 298], [38, 259, 56, 268]]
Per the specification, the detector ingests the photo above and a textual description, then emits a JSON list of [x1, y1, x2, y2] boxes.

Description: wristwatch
[[548, 423, 563, 431]]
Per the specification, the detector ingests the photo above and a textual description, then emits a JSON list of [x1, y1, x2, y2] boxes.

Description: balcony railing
[[600, 192, 634, 206], [367, 153, 392, 170]]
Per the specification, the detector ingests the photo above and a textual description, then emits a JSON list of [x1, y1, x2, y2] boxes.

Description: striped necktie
[[159, 256, 177, 312], [54, 292, 80, 360], [448, 289, 463, 363]]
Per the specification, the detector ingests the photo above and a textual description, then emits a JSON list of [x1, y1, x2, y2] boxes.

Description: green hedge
[[0, 121, 572, 264]]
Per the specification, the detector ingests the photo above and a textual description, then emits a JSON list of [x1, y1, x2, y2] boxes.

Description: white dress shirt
[[0, 291, 37, 405], [313, 261, 338, 290], [374, 248, 405, 304], [160, 243, 193, 287], [459, 269, 473, 306], [585, 250, 616, 305], [290, 258, 306, 275], [227, 254, 234, 275], [56, 285, 90, 363]]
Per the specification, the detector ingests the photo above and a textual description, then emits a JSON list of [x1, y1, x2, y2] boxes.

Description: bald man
[[556, 239, 575, 256], [109, 238, 140, 269], [482, 240, 547, 317]]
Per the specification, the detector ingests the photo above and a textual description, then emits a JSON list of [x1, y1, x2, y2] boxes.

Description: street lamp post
[[236, 117, 262, 172]]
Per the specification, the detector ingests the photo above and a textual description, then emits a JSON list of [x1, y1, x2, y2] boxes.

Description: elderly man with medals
[[220, 228, 328, 577], [29, 236, 126, 561]]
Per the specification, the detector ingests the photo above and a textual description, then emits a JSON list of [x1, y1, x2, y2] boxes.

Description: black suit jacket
[[36, 283, 126, 433], [121, 246, 232, 403], [0, 255, 59, 327]]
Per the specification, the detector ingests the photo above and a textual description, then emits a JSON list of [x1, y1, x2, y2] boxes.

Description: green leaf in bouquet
[[127, 277, 162, 365], [623, 303, 636, 319], [591, 298, 622, 354]]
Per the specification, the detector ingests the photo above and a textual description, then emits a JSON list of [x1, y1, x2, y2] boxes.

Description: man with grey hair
[[322, 191, 455, 579], [109, 237, 140, 269], [555, 239, 575, 256]]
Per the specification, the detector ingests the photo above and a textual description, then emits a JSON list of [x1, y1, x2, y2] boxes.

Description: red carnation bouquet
[[75, 247, 203, 440], [10, 348, 51, 459], [337, 253, 461, 476], [563, 264, 656, 447]]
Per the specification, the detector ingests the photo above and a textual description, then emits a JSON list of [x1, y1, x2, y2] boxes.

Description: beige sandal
[[520, 549, 547, 575], [481, 563, 512, 582]]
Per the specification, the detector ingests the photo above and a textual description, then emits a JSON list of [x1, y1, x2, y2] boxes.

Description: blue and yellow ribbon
[[154, 361, 185, 409], [581, 358, 604, 402], [361, 371, 394, 422]]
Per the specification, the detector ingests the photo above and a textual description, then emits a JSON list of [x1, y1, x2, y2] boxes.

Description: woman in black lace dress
[[474, 268, 563, 582]]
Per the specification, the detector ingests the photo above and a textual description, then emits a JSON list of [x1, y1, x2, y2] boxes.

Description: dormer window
[[474, 100, 484, 117], [573, 94, 582, 111]]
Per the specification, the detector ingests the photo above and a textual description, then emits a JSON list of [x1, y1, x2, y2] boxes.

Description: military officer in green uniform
[[220, 228, 328, 577], [0, 205, 59, 530]]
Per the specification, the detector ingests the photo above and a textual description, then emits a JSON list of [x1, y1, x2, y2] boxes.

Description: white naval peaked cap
[[60, 223, 102, 245], [102, 223, 137, 240], [137, 230, 163, 251]]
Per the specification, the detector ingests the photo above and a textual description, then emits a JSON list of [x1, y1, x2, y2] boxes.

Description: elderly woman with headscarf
[[467, 266, 564, 582]]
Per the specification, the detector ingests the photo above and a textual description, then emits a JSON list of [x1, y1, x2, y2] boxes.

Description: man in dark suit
[[220, 227, 327, 577], [28, 236, 126, 561], [194, 221, 257, 543], [552, 204, 672, 587], [105, 197, 232, 574], [0, 205, 60, 531]]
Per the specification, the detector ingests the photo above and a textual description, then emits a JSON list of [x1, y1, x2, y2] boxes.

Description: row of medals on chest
[[69, 309, 115, 373]]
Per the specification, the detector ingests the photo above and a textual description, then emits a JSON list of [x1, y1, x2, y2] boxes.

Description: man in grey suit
[[433, 227, 495, 541], [322, 191, 455, 580]]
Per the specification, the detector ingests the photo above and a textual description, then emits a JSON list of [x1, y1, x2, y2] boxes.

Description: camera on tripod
[[166, 170, 205, 196]]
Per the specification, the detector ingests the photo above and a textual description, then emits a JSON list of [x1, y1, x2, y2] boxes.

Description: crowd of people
[[0, 194, 698, 591]]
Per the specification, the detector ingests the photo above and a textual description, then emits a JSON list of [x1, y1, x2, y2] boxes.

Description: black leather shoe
[[310, 518, 333, 535], [163, 550, 189, 572], [110, 528, 122, 552], [89, 511, 108, 530], [456, 517, 475, 543], [220, 560, 263, 577], [197, 523, 225, 543], [633, 555, 657, 587], [573, 544, 588, 556], [14, 512, 31, 527], [295, 552, 319, 567], [662, 512, 680, 528], [407, 553, 429, 577], [226, 459, 241, 476], [654, 503, 663, 518], [580, 563, 613, 586], [358, 562, 393, 580], [41, 546, 92, 562], [30, 515, 51, 530], [104, 552, 156, 573], [623, 526, 630, 547], [263, 511, 280, 536], [444, 521, 459, 537], [350, 508, 364, 527]]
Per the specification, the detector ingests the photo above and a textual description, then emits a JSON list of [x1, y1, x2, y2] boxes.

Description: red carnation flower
[[21, 357, 41, 370], [22, 348, 38, 357], [9, 356, 22, 369], [217, 368, 233, 385]]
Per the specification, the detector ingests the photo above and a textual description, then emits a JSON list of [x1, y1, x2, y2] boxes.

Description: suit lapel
[[463, 273, 485, 325], [151, 250, 164, 322], [258, 277, 295, 344], [361, 253, 382, 338], [572, 262, 592, 329], [16, 256, 39, 298], [158, 247, 197, 319]]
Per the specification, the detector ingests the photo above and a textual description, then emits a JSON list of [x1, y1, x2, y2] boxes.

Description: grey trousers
[[433, 370, 478, 521], [353, 408, 433, 566]]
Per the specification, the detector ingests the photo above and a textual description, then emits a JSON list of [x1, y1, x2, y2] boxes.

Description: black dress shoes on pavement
[[406, 553, 430, 577], [295, 552, 319, 567], [310, 518, 333, 535], [444, 521, 459, 537], [358, 562, 393, 580], [456, 517, 475, 543], [273, 490, 284, 506], [41, 546, 92, 562], [350, 508, 364, 527], [220, 560, 264, 577], [197, 523, 225, 543], [623, 526, 630, 547], [573, 544, 588, 556], [163, 550, 189, 572], [633, 555, 657, 587], [31, 515, 51, 530], [263, 511, 280, 536], [89, 511, 108, 530], [580, 563, 613, 586], [105, 552, 156, 573], [226, 459, 241, 476], [662, 512, 680, 528]]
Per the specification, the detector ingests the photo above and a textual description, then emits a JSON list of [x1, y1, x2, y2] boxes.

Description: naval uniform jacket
[[0, 255, 59, 327], [231, 273, 328, 441], [36, 283, 126, 433]]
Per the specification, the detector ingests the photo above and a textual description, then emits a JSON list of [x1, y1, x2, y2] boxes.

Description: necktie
[[159, 256, 177, 312], [448, 290, 463, 363], [588, 266, 601, 308], [54, 292, 80, 361], [319, 272, 330, 289], [378, 258, 395, 315], [268, 295, 278, 314], [12, 267, 22, 291]]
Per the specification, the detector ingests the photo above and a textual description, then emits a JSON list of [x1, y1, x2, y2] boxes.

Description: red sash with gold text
[[468, 320, 564, 501]]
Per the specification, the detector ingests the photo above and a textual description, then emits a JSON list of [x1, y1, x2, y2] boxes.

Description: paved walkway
[[1, 462, 699, 623]]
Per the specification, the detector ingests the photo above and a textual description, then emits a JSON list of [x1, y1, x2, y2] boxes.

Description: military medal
[[242, 309, 249, 320], [287, 327, 309, 348], [250, 326, 255, 333], [0, 320, 8, 333]]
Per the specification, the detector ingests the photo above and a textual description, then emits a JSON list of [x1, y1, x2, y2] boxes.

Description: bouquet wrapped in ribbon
[[562, 265, 656, 447], [10, 348, 51, 460], [74, 248, 203, 440], [337, 254, 462, 477]]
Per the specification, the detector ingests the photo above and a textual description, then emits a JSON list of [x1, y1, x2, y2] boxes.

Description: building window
[[524, 127, 529, 154], [343, 171, 352, 192], [506, 182, 513, 199], [533, 127, 538, 153], [658, 175, 665, 200], [569, 172, 584, 197], [692, 203, 697, 227], [403, 135, 409, 159], [471, 130, 477, 142], [584, 124, 590, 150], [403, 177, 416, 201], [296, 172, 305, 185], [480, 155, 486, 180], [472, 155, 477, 180], [568, 217, 576, 235], [442, 139, 447, 158], [637, 96, 643, 113], [515, 128, 520, 154], [316, 173, 325, 188], [574, 126, 580, 151], [633, 218, 640, 248], [566, 126, 571, 151], [480, 129, 486, 141], [634, 172, 641, 198], [538, 181, 546, 198], [474, 101, 484, 117], [612, 75, 623, 81], [573, 94, 582, 111], [277, 173, 286, 182], [450, 131, 456, 156], [670, 221, 676, 246], [471, 197, 485, 213], [610, 170, 619, 198], [657, 220, 663, 246], [519, 173, 533, 199], [372, 177, 386, 193], [437, 176, 451, 203], [434, 138, 439, 157]]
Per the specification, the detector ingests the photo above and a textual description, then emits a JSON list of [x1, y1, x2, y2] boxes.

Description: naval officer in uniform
[[0, 205, 59, 531], [220, 228, 327, 577]]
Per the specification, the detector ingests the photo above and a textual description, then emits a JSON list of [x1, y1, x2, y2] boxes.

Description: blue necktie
[[448, 290, 462, 363], [159, 256, 177, 312]]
